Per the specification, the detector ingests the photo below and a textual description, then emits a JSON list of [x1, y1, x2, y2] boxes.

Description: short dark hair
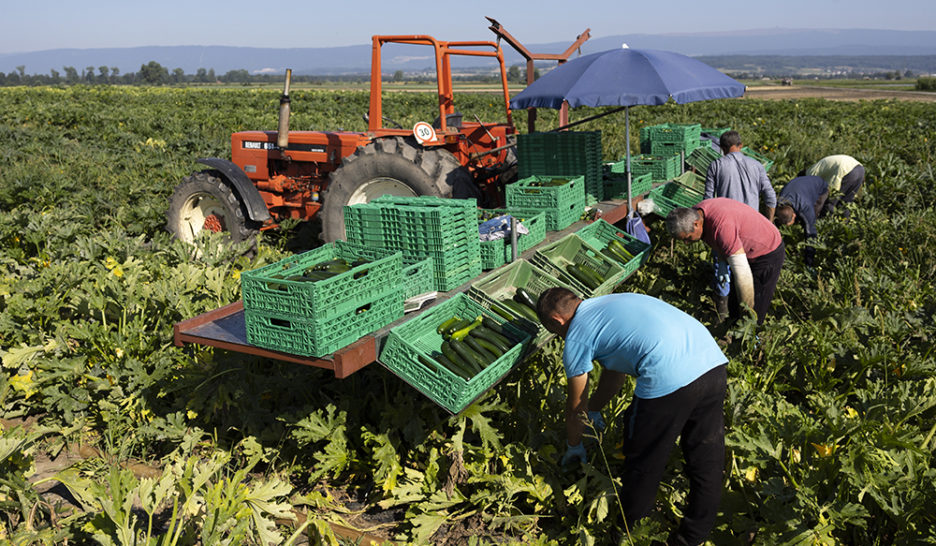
[[536, 286, 580, 331], [719, 130, 742, 151], [775, 203, 795, 226]]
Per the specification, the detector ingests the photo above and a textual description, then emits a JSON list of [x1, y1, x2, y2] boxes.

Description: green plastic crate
[[647, 180, 705, 217], [509, 196, 585, 232], [467, 259, 575, 345], [672, 171, 706, 193], [603, 170, 653, 199], [530, 233, 625, 298], [685, 145, 722, 174], [477, 209, 547, 269], [379, 293, 530, 414], [617, 154, 682, 182], [741, 147, 775, 173], [575, 220, 653, 281], [402, 256, 434, 300], [245, 290, 403, 357], [517, 131, 603, 203], [506, 175, 586, 210], [701, 127, 731, 139], [640, 123, 702, 155], [240, 241, 402, 321]]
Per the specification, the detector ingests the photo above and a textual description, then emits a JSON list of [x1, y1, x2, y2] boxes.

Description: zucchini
[[501, 299, 538, 322], [602, 248, 628, 266], [449, 315, 483, 342], [469, 334, 505, 358], [443, 318, 473, 337], [579, 263, 607, 284], [566, 263, 600, 290], [451, 340, 486, 373], [464, 336, 497, 364], [481, 317, 522, 344], [489, 303, 516, 322], [471, 326, 511, 353], [436, 316, 462, 335], [608, 239, 635, 260], [514, 287, 538, 310], [440, 342, 475, 379]]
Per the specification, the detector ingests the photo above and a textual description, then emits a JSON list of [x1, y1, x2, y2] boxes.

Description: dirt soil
[[744, 85, 936, 102]]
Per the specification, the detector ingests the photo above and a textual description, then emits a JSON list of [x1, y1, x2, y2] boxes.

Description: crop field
[[1, 86, 935, 544]]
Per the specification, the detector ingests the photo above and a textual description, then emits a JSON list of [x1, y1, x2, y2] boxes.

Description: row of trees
[[0, 60, 539, 87]]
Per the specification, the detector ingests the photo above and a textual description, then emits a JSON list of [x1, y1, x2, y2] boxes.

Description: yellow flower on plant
[[10, 371, 37, 400], [187, 410, 198, 420], [811, 442, 838, 457]]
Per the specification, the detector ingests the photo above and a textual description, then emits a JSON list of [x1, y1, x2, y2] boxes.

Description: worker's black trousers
[[728, 241, 785, 325], [618, 364, 727, 546], [821, 164, 865, 218]]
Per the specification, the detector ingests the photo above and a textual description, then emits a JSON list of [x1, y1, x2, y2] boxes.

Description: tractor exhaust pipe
[[276, 68, 292, 149]]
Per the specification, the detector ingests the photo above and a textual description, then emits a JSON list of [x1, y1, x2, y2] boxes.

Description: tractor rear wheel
[[320, 136, 475, 242], [166, 171, 259, 244]]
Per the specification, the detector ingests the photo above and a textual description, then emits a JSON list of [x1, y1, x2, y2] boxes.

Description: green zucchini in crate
[[240, 241, 402, 320], [379, 293, 530, 414], [575, 219, 652, 281], [468, 259, 576, 344], [530, 233, 625, 298]]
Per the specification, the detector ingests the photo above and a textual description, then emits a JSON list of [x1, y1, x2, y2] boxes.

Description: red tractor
[[166, 35, 519, 244]]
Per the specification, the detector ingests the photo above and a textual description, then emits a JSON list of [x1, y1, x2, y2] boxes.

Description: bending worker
[[805, 154, 864, 216], [703, 130, 777, 321], [774, 175, 829, 267], [666, 198, 785, 325], [537, 287, 728, 546]]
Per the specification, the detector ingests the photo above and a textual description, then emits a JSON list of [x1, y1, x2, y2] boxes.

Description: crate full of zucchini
[[241, 241, 405, 357], [379, 293, 531, 414]]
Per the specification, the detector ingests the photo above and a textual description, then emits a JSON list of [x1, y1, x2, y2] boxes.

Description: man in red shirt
[[665, 198, 785, 325]]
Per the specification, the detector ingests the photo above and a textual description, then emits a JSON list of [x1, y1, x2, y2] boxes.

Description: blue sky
[[3, 0, 934, 53]]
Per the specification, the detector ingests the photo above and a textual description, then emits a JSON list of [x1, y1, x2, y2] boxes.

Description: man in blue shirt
[[775, 175, 829, 267], [537, 287, 728, 545]]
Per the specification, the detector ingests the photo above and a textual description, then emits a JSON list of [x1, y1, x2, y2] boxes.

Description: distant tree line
[[0, 60, 537, 87], [917, 77, 936, 91]]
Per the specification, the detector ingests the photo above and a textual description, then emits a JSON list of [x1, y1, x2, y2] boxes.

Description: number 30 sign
[[413, 122, 437, 144]]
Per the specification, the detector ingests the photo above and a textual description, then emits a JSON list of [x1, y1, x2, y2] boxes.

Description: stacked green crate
[[701, 127, 731, 139], [344, 195, 482, 292], [640, 123, 702, 156], [505, 175, 587, 232], [604, 161, 654, 198], [516, 131, 603, 204], [240, 241, 404, 357], [613, 154, 682, 182]]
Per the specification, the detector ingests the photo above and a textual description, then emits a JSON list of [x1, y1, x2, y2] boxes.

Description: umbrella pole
[[625, 107, 634, 218]]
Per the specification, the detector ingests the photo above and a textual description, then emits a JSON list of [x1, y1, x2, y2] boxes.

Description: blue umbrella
[[510, 46, 745, 216]]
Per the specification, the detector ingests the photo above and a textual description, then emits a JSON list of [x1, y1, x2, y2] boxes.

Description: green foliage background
[[0, 86, 934, 544]]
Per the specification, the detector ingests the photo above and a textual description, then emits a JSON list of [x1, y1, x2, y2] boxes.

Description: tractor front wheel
[[320, 136, 475, 242], [166, 171, 259, 244]]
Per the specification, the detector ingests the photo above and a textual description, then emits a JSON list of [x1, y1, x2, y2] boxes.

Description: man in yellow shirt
[[805, 155, 864, 217]]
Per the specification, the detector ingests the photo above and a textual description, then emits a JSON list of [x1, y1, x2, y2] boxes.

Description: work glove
[[712, 256, 731, 297], [587, 410, 606, 433], [561, 442, 587, 468]]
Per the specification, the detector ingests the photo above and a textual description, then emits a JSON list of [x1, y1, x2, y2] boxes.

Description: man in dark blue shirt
[[774, 175, 829, 267]]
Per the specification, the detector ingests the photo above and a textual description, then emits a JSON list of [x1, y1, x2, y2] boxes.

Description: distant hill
[[3, 28, 936, 76]]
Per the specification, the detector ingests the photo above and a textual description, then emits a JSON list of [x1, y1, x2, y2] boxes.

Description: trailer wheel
[[166, 171, 259, 244], [320, 136, 474, 242]]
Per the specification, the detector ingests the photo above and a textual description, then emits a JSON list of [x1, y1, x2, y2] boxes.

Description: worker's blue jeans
[[617, 364, 727, 546]]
